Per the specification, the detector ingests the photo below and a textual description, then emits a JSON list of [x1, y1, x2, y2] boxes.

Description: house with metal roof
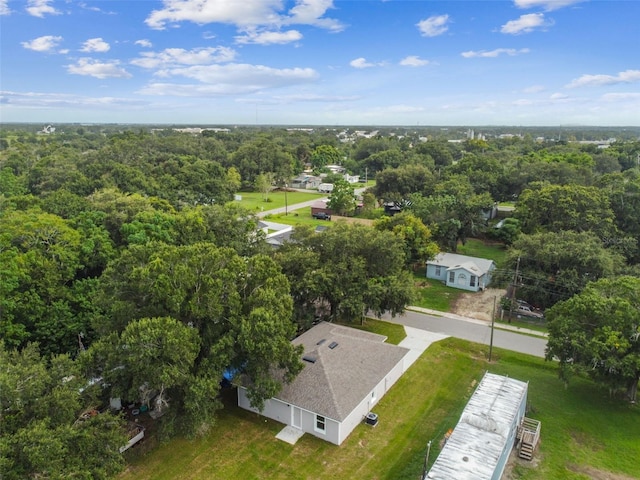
[[426, 372, 528, 480], [237, 322, 409, 445], [426, 252, 496, 292]]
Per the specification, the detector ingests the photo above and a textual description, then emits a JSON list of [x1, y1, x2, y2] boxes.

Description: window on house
[[470, 275, 476, 287], [435, 266, 442, 276], [448, 271, 455, 283], [371, 390, 376, 401], [315, 415, 326, 433]]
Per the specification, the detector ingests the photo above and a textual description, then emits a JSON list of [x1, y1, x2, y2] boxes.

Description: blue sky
[[1, 0, 639, 125]]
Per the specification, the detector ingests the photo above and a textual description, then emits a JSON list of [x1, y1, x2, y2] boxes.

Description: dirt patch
[[331, 216, 374, 226], [450, 288, 506, 322], [568, 464, 639, 480]]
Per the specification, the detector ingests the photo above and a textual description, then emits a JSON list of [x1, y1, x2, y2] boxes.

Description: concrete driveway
[[399, 326, 449, 371]]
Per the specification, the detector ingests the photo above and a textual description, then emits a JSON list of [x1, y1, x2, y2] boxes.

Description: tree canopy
[[545, 276, 640, 402]]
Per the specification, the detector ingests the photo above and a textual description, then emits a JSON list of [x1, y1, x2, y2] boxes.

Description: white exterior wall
[[338, 356, 405, 444], [237, 387, 341, 445], [237, 353, 406, 446], [446, 268, 481, 292]]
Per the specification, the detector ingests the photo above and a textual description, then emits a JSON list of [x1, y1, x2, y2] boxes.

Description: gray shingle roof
[[275, 322, 409, 421], [427, 253, 495, 276]]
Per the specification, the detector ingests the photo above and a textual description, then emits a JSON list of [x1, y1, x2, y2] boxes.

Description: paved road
[[378, 309, 547, 358], [257, 186, 369, 218], [257, 197, 326, 218]]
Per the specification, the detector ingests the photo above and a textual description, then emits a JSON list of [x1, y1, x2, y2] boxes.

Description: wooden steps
[[517, 417, 541, 460]]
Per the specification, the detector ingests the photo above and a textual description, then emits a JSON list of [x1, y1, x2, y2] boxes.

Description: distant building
[[37, 125, 56, 135]]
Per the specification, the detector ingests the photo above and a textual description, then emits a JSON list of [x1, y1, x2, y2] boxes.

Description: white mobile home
[[426, 372, 529, 480]]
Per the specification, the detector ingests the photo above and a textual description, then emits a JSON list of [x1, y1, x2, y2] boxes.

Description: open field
[[230, 190, 326, 213], [119, 331, 639, 480], [456, 238, 508, 266]]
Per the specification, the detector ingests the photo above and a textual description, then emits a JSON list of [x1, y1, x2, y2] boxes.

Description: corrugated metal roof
[[426, 372, 528, 480]]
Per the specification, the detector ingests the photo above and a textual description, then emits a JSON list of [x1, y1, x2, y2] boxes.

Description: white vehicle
[[318, 183, 334, 193], [515, 305, 544, 319]]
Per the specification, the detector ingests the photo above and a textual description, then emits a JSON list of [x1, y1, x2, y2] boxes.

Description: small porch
[[516, 417, 541, 460]]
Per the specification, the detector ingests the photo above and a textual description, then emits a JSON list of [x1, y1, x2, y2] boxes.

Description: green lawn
[[341, 318, 407, 345], [120, 335, 639, 480], [456, 238, 508, 265], [412, 274, 465, 312], [230, 190, 325, 214], [262, 211, 328, 227]]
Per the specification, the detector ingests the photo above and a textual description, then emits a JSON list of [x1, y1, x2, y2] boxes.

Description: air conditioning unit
[[365, 412, 378, 426]]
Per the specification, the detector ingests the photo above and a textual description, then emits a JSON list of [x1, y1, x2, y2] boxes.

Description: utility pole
[[284, 183, 288, 216], [509, 256, 521, 324], [489, 296, 496, 362], [422, 440, 432, 479]]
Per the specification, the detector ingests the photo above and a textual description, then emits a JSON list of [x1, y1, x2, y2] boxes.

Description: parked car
[[312, 212, 331, 220], [515, 304, 544, 319]]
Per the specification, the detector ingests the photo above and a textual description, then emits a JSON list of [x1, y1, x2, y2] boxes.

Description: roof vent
[[316, 339, 326, 345], [328, 341, 339, 349], [302, 355, 317, 363]]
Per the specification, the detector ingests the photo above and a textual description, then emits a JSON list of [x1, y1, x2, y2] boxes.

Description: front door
[[292, 406, 302, 429]]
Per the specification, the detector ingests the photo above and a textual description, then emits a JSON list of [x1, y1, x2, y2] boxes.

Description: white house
[[426, 253, 496, 292], [237, 322, 409, 445], [426, 372, 529, 480]]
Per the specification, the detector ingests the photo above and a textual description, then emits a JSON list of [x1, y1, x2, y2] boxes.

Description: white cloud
[[461, 48, 530, 58], [259, 93, 361, 104], [131, 47, 236, 69], [146, 0, 343, 32], [601, 92, 640, 102], [523, 85, 545, 93], [566, 70, 640, 88], [26, 0, 60, 17], [1, 0, 10, 15], [514, 0, 584, 11], [80, 38, 111, 53], [235, 29, 303, 45], [284, 0, 344, 31], [21, 35, 63, 52], [349, 57, 382, 69], [550, 92, 569, 100], [78, 2, 116, 14], [135, 39, 153, 48], [501, 13, 550, 34], [0, 90, 149, 109], [417, 14, 450, 37], [144, 63, 318, 95], [512, 99, 534, 106], [399, 56, 430, 67], [67, 58, 132, 79]]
